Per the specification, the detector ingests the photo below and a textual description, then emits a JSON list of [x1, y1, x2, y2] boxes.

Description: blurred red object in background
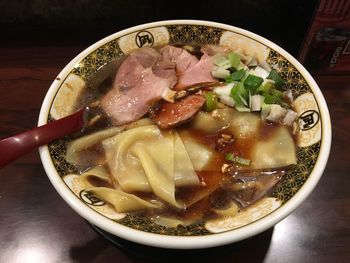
[[299, 0, 350, 75]]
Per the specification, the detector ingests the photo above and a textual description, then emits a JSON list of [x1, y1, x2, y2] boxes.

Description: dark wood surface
[[0, 43, 349, 263]]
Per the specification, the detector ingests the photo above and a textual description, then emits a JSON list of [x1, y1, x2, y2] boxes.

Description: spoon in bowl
[[0, 107, 89, 168]]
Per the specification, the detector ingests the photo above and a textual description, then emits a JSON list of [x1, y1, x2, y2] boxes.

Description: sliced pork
[[152, 94, 205, 129], [160, 45, 216, 90], [175, 53, 216, 90], [101, 45, 217, 126], [101, 47, 177, 125], [160, 45, 198, 74]]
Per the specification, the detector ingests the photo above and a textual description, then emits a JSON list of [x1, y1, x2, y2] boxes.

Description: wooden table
[[0, 44, 349, 263]]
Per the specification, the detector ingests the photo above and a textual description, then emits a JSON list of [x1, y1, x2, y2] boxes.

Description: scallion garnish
[[256, 81, 274, 94], [210, 54, 294, 121], [267, 70, 285, 88], [234, 156, 251, 166], [225, 153, 251, 166], [227, 52, 241, 69], [263, 93, 280, 104], [244, 74, 264, 91], [225, 152, 234, 161], [231, 69, 246, 81], [270, 88, 283, 98], [204, 92, 218, 112], [225, 69, 246, 83], [230, 82, 248, 106], [213, 55, 231, 69]]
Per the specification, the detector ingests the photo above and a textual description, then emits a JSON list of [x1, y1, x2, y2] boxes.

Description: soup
[[65, 44, 298, 227]]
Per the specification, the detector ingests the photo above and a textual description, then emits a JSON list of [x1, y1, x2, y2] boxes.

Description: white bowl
[[38, 20, 331, 249]]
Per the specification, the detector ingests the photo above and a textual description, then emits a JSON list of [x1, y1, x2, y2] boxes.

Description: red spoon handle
[[0, 109, 85, 168]]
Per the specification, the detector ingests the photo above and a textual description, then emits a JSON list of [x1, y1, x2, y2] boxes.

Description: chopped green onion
[[225, 75, 234, 83], [212, 67, 230, 79], [261, 103, 271, 120], [204, 92, 218, 112], [280, 100, 291, 109], [234, 156, 251, 166], [230, 82, 248, 105], [230, 84, 240, 103], [230, 69, 246, 81], [235, 105, 251, 112], [249, 66, 269, 79], [227, 52, 241, 69], [270, 88, 283, 98], [250, 94, 263, 111], [213, 83, 236, 107], [228, 67, 236, 73], [263, 93, 280, 104], [225, 153, 251, 166], [262, 88, 285, 105], [256, 81, 274, 94], [213, 55, 231, 69], [225, 69, 246, 83], [238, 92, 248, 106], [237, 62, 249, 71], [244, 74, 264, 91], [267, 70, 285, 88], [225, 152, 234, 161]]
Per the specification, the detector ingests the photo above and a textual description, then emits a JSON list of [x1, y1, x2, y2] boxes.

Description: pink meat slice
[[101, 47, 177, 125], [176, 53, 216, 90], [160, 45, 198, 74], [160, 45, 216, 90], [152, 94, 205, 129]]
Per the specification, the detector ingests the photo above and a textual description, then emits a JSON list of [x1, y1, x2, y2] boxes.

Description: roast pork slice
[[152, 94, 205, 129], [101, 47, 177, 125], [112, 48, 156, 90], [176, 54, 216, 90], [160, 45, 216, 90], [160, 45, 199, 74]]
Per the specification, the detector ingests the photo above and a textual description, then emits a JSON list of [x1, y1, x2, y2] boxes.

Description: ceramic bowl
[[38, 20, 331, 249]]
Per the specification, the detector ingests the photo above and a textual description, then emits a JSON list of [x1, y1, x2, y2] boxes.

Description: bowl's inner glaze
[[46, 24, 322, 236]]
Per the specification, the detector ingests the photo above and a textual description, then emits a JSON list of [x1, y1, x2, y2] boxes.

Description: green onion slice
[[225, 153, 251, 166], [244, 74, 264, 91], [225, 69, 246, 83], [267, 70, 285, 88], [256, 81, 274, 94], [225, 152, 234, 161], [204, 92, 218, 112], [227, 52, 241, 69], [230, 82, 248, 105]]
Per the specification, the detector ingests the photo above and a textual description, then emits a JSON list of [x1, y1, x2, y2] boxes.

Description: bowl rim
[[38, 19, 331, 249]]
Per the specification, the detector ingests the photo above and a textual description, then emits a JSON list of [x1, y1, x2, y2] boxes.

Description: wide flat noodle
[[78, 166, 160, 212], [103, 125, 159, 192], [190, 110, 230, 133], [228, 110, 260, 139], [102, 125, 200, 208], [66, 118, 153, 164], [79, 166, 113, 189], [179, 132, 214, 171], [251, 127, 297, 169], [88, 187, 161, 212], [131, 130, 181, 207], [173, 132, 200, 186], [190, 108, 260, 139]]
